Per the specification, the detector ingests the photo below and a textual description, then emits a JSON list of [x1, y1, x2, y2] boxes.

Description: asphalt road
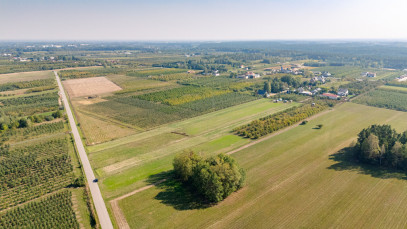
[[55, 71, 114, 229]]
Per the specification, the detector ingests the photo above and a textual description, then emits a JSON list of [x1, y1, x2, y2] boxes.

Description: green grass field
[[117, 103, 407, 228], [87, 99, 299, 199], [380, 85, 407, 92]]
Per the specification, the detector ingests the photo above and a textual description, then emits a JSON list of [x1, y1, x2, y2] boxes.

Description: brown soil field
[[63, 77, 122, 97]]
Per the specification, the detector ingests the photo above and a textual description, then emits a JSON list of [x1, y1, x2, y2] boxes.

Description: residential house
[[362, 72, 377, 77], [396, 74, 407, 82], [337, 88, 349, 96], [257, 90, 272, 98], [367, 72, 376, 78], [322, 72, 332, 77], [310, 76, 325, 84], [246, 71, 261, 79], [237, 75, 249, 79], [213, 70, 220, 76], [311, 88, 322, 95]]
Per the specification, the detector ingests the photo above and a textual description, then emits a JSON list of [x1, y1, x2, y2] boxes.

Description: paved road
[[55, 71, 114, 229]]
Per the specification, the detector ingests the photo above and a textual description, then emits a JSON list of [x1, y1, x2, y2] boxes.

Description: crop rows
[[0, 92, 59, 116], [0, 79, 56, 92], [136, 86, 230, 105], [0, 121, 65, 144], [87, 91, 257, 129], [126, 68, 187, 77], [0, 137, 73, 209], [0, 190, 79, 229], [353, 89, 407, 112]]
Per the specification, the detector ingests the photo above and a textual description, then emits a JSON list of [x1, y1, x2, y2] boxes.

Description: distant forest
[[2, 41, 407, 69]]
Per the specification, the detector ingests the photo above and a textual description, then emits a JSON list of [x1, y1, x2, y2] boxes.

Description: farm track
[[110, 179, 167, 229]]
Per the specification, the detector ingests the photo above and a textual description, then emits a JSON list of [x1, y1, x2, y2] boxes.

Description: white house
[[337, 88, 349, 97]]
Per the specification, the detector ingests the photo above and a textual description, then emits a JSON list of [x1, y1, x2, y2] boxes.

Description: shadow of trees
[[328, 146, 407, 180], [146, 171, 211, 211]]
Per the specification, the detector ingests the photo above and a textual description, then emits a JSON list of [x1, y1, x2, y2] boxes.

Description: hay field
[[118, 103, 407, 228], [63, 77, 122, 97]]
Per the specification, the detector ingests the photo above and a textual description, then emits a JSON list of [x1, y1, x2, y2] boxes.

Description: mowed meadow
[[118, 103, 407, 228]]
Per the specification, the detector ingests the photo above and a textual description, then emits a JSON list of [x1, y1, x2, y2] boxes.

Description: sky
[[0, 0, 407, 41]]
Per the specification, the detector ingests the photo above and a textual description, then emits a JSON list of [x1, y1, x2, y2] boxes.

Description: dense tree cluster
[[355, 125, 407, 169], [173, 151, 246, 203], [264, 75, 301, 93], [153, 59, 229, 73], [342, 80, 383, 95], [234, 103, 327, 139]]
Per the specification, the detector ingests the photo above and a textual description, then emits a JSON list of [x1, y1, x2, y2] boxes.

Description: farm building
[[321, 93, 340, 100]]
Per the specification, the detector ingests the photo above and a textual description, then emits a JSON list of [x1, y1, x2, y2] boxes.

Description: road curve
[[55, 71, 114, 229]]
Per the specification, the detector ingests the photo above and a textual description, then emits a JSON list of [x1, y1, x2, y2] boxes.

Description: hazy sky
[[1, 0, 406, 41]]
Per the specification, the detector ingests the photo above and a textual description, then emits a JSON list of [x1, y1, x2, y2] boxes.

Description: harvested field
[[117, 103, 407, 228], [63, 77, 122, 97], [0, 71, 53, 84]]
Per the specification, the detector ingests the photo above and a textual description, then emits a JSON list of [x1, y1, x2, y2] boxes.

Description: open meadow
[[117, 102, 407, 228]]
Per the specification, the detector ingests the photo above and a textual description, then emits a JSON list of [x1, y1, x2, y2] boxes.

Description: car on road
[[93, 178, 98, 183]]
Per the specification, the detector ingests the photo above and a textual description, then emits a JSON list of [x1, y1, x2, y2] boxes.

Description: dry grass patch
[[76, 110, 136, 145], [63, 77, 122, 97]]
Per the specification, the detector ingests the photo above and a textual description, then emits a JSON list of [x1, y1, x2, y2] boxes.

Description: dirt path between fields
[[110, 179, 166, 229], [227, 107, 336, 155]]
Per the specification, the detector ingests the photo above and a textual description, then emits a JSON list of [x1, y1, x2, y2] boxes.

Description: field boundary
[[110, 179, 166, 229]]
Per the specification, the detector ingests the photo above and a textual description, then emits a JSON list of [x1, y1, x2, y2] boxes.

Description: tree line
[[173, 151, 246, 203], [234, 103, 327, 139]]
